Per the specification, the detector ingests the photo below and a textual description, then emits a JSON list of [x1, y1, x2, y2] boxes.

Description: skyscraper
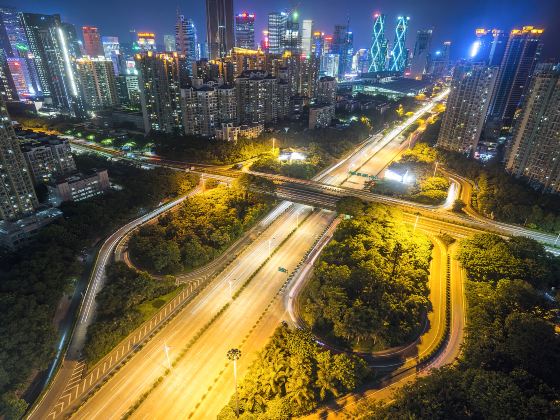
[[505, 64, 560, 193], [82, 26, 104, 57], [135, 52, 183, 133], [471, 29, 507, 66], [284, 11, 301, 54], [235, 12, 255, 49], [368, 13, 387, 73], [488, 26, 544, 128], [301, 20, 313, 56], [164, 35, 176, 52], [437, 64, 498, 153], [0, 97, 38, 221], [176, 14, 198, 75], [388, 16, 410, 73], [267, 12, 288, 54], [426, 41, 451, 79], [206, 0, 234, 59], [20, 13, 85, 116], [0, 6, 40, 98], [137, 32, 156, 51], [332, 23, 352, 78], [75, 57, 119, 110], [311, 31, 324, 58], [410, 29, 432, 78]]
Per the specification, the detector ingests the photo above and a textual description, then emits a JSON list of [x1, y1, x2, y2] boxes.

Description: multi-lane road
[[27, 87, 547, 419]]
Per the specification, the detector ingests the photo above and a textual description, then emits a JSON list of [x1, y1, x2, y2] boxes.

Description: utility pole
[[227, 348, 241, 417]]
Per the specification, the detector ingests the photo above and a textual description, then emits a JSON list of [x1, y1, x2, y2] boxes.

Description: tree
[[452, 199, 466, 212]]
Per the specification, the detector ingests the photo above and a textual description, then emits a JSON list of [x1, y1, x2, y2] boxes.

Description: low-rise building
[[0, 207, 62, 249], [49, 169, 110, 204], [215, 122, 263, 141], [309, 104, 335, 129]]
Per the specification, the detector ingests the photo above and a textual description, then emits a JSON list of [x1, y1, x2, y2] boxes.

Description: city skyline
[[5, 0, 560, 59]]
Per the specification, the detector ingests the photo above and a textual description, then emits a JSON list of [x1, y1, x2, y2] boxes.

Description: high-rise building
[[102, 36, 122, 74], [181, 85, 218, 136], [176, 14, 198, 75], [298, 55, 320, 98], [0, 51, 17, 101], [267, 12, 288, 55], [368, 13, 387, 73], [137, 32, 156, 52], [352, 49, 370, 74], [316, 75, 337, 105], [505, 65, 560, 193], [20, 137, 77, 184], [206, 0, 234, 59], [427, 41, 451, 79], [388, 16, 410, 73], [75, 57, 119, 110], [301, 20, 313, 56], [135, 52, 183, 133], [471, 29, 508, 67], [0, 97, 38, 221], [284, 11, 301, 54], [235, 12, 255, 49], [437, 64, 498, 153], [102, 36, 120, 58], [235, 69, 281, 125], [62, 23, 82, 58], [487, 26, 544, 128], [164, 35, 176, 52], [82, 26, 104, 57], [311, 31, 324, 58], [321, 53, 339, 78], [20, 13, 85, 116], [410, 29, 432, 78], [332, 23, 352, 78], [0, 6, 42, 99]]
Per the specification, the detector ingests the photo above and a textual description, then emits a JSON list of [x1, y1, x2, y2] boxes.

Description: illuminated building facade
[[20, 13, 85, 116], [267, 12, 287, 54], [488, 26, 544, 128], [82, 26, 104, 57], [311, 32, 324, 57], [301, 20, 313, 56], [316, 75, 337, 105], [332, 23, 352, 78], [284, 11, 301, 54], [206, 0, 234, 59], [0, 97, 38, 221], [235, 12, 255, 49], [176, 14, 198, 75], [0, 6, 41, 98], [471, 28, 507, 66], [75, 57, 119, 110], [410, 29, 432, 78], [506, 64, 560, 193], [137, 32, 156, 52], [368, 13, 387, 73], [164, 35, 176, 52], [135, 52, 183, 133], [437, 64, 498, 153], [388, 16, 409, 73]]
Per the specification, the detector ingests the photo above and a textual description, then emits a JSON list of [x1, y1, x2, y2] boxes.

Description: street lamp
[[227, 348, 241, 417], [268, 236, 275, 258], [433, 161, 439, 177], [163, 343, 171, 370]]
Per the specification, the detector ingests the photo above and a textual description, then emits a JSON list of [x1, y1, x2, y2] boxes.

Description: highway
[[29, 88, 479, 419], [70, 205, 335, 419], [27, 183, 202, 420]]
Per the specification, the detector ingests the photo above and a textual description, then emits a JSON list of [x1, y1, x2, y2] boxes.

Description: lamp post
[[163, 343, 171, 370], [413, 214, 419, 233], [227, 348, 241, 417], [433, 161, 439, 177]]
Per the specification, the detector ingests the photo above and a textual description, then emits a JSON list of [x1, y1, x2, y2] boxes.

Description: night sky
[[6, 0, 560, 59]]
